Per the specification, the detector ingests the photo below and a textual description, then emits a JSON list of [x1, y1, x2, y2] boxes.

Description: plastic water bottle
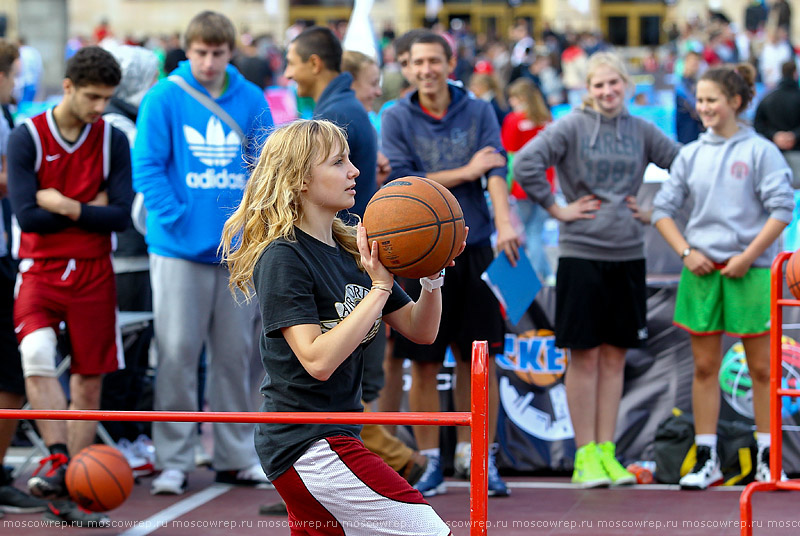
[[626, 461, 656, 484]]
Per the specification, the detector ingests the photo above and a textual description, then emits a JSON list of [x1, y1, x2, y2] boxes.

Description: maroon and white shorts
[[272, 436, 450, 535], [14, 257, 123, 376]]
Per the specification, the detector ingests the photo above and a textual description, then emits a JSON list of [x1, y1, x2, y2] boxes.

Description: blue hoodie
[[133, 61, 273, 263], [381, 84, 507, 247], [313, 72, 377, 218]]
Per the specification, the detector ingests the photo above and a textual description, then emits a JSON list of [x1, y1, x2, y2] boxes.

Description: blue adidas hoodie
[[381, 84, 507, 247], [133, 61, 273, 263]]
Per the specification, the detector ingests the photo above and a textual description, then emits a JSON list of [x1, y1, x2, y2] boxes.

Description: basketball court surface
[[3, 449, 799, 536]]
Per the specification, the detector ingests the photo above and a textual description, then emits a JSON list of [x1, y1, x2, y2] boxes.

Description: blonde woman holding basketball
[[221, 119, 458, 534], [513, 51, 679, 488], [652, 63, 794, 489]]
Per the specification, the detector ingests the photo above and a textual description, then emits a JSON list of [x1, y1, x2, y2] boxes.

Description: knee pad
[[20, 328, 58, 378]]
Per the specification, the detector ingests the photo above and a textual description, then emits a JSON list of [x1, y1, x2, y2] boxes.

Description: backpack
[[653, 408, 756, 485]]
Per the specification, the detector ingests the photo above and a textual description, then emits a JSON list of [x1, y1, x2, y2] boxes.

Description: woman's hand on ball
[[357, 223, 394, 286], [442, 227, 469, 269]]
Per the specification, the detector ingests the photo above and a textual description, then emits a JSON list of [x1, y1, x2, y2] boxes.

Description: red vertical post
[[740, 251, 792, 535], [470, 340, 489, 536], [770, 253, 786, 482], [740, 484, 755, 536]]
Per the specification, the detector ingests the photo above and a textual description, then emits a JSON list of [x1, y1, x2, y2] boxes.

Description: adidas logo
[[184, 117, 241, 167], [185, 168, 246, 190]]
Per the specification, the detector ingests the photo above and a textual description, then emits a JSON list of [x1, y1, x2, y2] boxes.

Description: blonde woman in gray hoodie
[[513, 51, 679, 488], [652, 63, 794, 490]]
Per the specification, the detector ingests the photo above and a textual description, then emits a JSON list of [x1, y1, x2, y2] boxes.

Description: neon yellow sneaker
[[572, 442, 611, 488], [598, 442, 636, 486]]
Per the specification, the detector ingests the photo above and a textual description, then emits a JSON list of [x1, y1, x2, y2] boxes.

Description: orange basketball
[[65, 445, 134, 512], [787, 250, 800, 300], [363, 177, 466, 279]]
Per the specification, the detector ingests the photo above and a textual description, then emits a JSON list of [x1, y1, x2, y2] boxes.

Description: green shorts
[[673, 266, 770, 337]]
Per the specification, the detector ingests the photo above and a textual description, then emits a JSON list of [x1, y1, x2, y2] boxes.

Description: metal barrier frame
[[0, 340, 490, 535], [739, 252, 800, 536]]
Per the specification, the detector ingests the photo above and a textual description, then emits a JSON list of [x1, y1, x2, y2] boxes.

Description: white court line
[[119, 484, 232, 536], [4, 455, 41, 465], [444, 481, 745, 491]]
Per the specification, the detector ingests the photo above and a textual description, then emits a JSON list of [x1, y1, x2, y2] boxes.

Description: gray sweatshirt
[[652, 125, 795, 268], [514, 106, 679, 261]]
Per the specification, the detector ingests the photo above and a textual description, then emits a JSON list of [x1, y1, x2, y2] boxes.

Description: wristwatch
[[680, 247, 693, 259], [420, 270, 445, 292]]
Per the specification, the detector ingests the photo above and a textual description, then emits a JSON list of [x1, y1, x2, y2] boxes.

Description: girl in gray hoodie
[[652, 63, 794, 490], [514, 51, 679, 489]]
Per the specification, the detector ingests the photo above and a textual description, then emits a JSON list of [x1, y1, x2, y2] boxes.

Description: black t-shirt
[[253, 227, 410, 480]]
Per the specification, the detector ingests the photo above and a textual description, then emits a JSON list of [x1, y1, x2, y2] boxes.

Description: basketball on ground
[[65, 444, 134, 512], [363, 176, 466, 279], [787, 250, 800, 300]]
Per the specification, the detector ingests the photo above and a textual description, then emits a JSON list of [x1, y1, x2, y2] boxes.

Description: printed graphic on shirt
[[578, 132, 643, 191], [183, 117, 246, 190], [320, 283, 381, 344], [184, 117, 240, 167], [730, 161, 750, 181], [411, 122, 480, 173]]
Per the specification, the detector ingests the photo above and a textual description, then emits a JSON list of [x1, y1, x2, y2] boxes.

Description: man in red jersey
[[7, 46, 132, 527]]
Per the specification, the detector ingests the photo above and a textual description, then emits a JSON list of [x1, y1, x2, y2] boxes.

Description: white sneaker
[[132, 435, 156, 464], [151, 469, 187, 495], [194, 444, 212, 467], [454, 443, 471, 479], [755, 447, 789, 482], [237, 463, 270, 485], [117, 439, 154, 477], [679, 446, 722, 490], [117, 439, 146, 466], [215, 463, 270, 488]]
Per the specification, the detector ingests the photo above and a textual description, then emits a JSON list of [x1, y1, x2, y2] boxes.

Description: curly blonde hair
[[220, 119, 360, 301]]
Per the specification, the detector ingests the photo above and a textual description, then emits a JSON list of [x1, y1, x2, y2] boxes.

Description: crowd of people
[[0, 1, 797, 531]]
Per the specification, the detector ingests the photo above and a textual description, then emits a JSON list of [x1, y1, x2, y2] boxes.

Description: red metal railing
[[739, 252, 800, 536], [0, 340, 490, 535]]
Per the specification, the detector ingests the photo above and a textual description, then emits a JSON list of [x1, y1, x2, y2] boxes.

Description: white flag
[[567, 0, 590, 15], [425, 0, 443, 20], [263, 0, 279, 17], [343, 0, 378, 60]]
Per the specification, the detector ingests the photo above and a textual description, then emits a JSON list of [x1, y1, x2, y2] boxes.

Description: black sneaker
[[0, 485, 49, 513], [0, 465, 14, 486], [43, 500, 110, 528], [259, 501, 288, 516], [755, 446, 789, 482], [679, 445, 722, 490], [398, 451, 428, 486], [214, 463, 269, 487], [28, 454, 69, 499]]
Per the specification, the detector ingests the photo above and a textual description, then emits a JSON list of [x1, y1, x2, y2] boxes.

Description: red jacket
[[502, 112, 555, 199]]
